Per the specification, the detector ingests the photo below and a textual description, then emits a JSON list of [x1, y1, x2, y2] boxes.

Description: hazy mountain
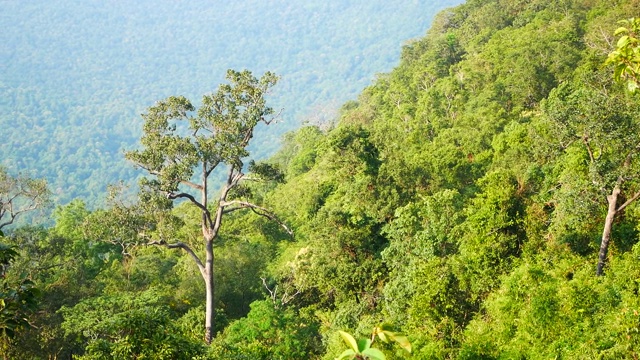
[[0, 0, 462, 206]]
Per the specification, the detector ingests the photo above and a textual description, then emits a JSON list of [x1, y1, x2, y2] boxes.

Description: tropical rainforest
[[2, 0, 640, 359], [0, 0, 461, 208]]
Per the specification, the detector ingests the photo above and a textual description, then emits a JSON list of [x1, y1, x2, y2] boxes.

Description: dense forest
[[2, 0, 640, 359], [0, 0, 461, 208]]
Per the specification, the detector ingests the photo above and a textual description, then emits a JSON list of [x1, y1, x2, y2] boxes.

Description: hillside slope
[[258, 0, 640, 357]]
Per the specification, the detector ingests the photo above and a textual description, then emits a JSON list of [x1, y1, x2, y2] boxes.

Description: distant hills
[[0, 0, 462, 207]]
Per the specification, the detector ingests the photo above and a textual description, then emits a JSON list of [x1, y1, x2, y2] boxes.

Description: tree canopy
[[4, 0, 640, 358], [0, 0, 462, 208]]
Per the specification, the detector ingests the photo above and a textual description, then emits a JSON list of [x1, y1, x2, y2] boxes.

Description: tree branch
[[167, 190, 214, 230], [241, 127, 254, 148], [582, 134, 595, 164], [229, 168, 244, 188], [0, 216, 16, 230], [281, 288, 301, 306], [166, 191, 207, 212], [262, 108, 283, 125], [179, 179, 204, 191], [261, 277, 300, 308], [261, 277, 278, 303], [616, 190, 640, 212], [211, 165, 244, 237], [220, 200, 294, 237], [0, 201, 41, 230], [205, 160, 221, 178], [147, 239, 205, 275], [129, 162, 204, 191]]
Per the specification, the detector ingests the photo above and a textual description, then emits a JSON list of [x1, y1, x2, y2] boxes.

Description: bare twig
[[221, 200, 294, 237], [147, 240, 205, 275], [616, 190, 640, 213], [261, 277, 300, 307]]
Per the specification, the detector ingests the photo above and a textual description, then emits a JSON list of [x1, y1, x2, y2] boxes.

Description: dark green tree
[[543, 68, 640, 276], [0, 168, 49, 356], [210, 299, 321, 359], [60, 288, 205, 359], [0, 243, 40, 358]]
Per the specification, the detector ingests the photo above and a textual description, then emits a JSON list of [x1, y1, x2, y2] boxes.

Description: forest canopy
[[3, 0, 640, 359], [0, 0, 462, 208]]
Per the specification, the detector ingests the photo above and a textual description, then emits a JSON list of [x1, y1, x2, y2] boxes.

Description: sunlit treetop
[[607, 17, 640, 92]]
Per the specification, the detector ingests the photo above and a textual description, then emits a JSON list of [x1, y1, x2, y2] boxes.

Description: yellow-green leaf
[[390, 335, 412, 353], [361, 348, 386, 360], [338, 331, 359, 352], [335, 349, 356, 360], [618, 35, 630, 48], [377, 330, 388, 343], [615, 27, 630, 36]]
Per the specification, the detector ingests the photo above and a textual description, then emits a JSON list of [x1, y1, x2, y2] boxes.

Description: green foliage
[[126, 69, 278, 193], [7, 0, 640, 359], [460, 244, 640, 358], [455, 169, 528, 302], [248, 160, 285, 184], [381, 190, 466, 335], [0, 243, 40, 341], [334, 326, 411, 360], [607, 17, 640, 92], [272, 126, 326, 179], [541, 59, 640, 273], [211, 300, 322, 359], [60, 288, 205, 359], [214, 239, 277, 319], [0, 209, 113, 359]]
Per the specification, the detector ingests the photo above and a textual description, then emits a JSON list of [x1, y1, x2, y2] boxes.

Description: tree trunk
[[204, 239, 215, 344], [596, 186, 620, 276]]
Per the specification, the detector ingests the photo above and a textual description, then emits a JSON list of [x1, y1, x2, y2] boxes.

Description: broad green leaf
[[357, 338, 372, 352], [389, 334, 411, 353], [617, 35, 630, 48], [361, 347, 386, 360], [335, 349, 356, 360], [374, 323, 396, 343], [614, 27, 629, 36], [614, 64, 626, 81], [338, 331, 359, 352], [373, 327, 412, 353], [377, 330, 388, 343]]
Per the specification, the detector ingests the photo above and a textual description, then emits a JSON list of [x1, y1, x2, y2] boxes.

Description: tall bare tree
[[0, 167, 50, 232], [125, 69, 290, 344]]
